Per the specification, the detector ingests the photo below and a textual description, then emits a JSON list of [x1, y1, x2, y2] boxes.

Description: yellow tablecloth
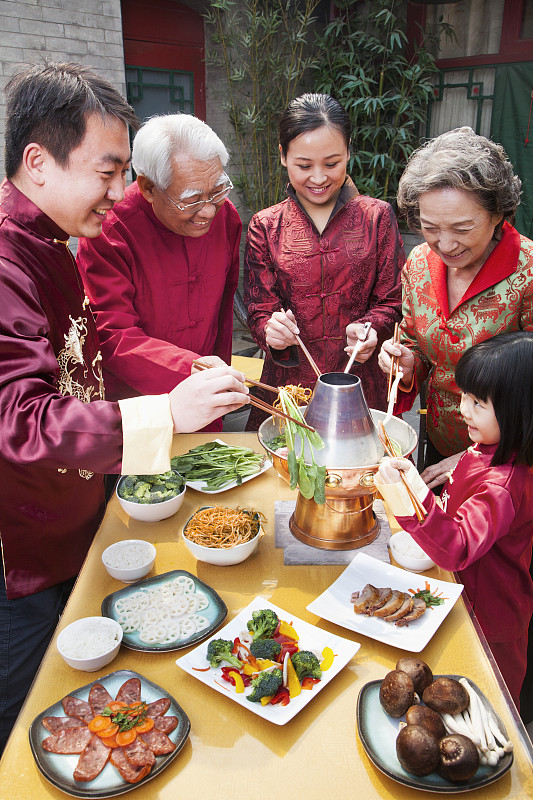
[[1, 433, 532, 798]]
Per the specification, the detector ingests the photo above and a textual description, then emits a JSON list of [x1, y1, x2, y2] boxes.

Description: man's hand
[[191, 355, 227, 373], [169, 367, 249, 433]]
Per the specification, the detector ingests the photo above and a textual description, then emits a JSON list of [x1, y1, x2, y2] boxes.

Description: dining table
[[1, 431, 533, 799]]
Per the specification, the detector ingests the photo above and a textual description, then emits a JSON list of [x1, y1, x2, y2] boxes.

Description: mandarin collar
[[0, 178, 71, 242], [286, 176, 360, 228]]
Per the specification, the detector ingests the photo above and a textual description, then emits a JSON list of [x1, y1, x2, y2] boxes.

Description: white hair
[[132, 113, 229, 189]]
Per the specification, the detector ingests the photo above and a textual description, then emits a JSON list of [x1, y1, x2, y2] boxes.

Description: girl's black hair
[[455, 331, 533, 466], [278, 93, 351, 156]]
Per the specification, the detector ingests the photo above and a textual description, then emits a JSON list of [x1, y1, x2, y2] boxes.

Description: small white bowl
[[102, 539, 157, 582], [57, 616, 123, 672], [389, 531, 435, 573], [182, 507, 264, 566], [116, 473, 186, 522]]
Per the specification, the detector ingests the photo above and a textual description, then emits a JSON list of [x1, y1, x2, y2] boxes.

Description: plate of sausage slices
[[29, 670, 190, 798]]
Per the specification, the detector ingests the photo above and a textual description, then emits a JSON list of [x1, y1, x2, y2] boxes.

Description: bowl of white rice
[[389, 531, 435, 573], [57, 616, 123, 671], [102, 539, 157, 582]]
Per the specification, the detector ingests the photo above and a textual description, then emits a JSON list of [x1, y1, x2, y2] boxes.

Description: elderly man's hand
[[265, 309, 299, 350], [345, 323, 377, 363], [169, 367, 249, 433], [378, 337, 415, 387], [420, 452, 463, 490], [191, 355, 228, 373]]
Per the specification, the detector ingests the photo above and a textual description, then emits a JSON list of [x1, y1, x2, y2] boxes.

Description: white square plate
[[176, 596, 360, 724], [180, 439, 272, 493], [306, 553, 463, 653]]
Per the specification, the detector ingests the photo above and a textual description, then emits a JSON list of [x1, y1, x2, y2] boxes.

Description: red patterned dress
[[243, 178, 403, 427], [395, 222, 533, 456]]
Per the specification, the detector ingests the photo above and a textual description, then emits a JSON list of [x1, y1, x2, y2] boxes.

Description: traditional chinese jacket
[[395, 223, 533, 456], [243, 179, 403, 427], [77, 183, 241, 408]]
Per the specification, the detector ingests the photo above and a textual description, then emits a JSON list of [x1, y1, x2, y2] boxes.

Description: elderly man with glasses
[[77, 114, 241, 431]]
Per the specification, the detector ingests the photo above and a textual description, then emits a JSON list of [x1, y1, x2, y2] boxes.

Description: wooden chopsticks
[[378, 422, 427, 522], [387, 322, 401, 402], [192, 359, 316, 433]]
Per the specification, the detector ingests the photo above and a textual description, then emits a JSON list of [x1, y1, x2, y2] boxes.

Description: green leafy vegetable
[[412, 588, 446, 608], [278, 389, 326, 505], [171, 442, 265, 491]]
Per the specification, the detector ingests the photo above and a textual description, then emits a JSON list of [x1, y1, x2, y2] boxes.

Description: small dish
[[57, 617, 123, 672], [306, 552, 463, 653], [101, 570, 227, 652], [176, 595, 360, 725], [389, 531, 435, 573], [182, 506, 264, 565], [357, 676, 513, 792], [102, 539, 157, 582], [115, 472, 185, 522]]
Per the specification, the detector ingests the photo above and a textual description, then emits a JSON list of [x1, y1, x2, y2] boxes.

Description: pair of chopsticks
[[281, 308, 321, 379], [377, 421, 427, 522], [387, 322, 401, 402], [344, 322, 372, 374], [192, 359, 316, 433]]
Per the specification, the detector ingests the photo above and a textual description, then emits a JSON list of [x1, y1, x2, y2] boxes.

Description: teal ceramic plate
[[101, 570, 227, 652], [357, 676, 513, 792], [29, 669, 190, 798]]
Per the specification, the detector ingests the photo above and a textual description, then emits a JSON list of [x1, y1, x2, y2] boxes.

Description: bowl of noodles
[[182, 506, 265, 565]]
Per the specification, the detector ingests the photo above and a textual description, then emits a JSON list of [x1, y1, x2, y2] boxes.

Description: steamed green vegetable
[[278, 389, 326, 505], [171, 441, 265, 490]]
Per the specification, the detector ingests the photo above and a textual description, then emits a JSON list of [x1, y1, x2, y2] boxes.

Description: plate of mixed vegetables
[[171, 440, 271, 493], [175, 596, 360, 725]]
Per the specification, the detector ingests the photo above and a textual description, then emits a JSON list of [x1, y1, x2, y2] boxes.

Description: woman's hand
[[264, 308, 299, 350], [345, 323, 377, 363], [420, 452, 464, 490], [169, 367, 249, 433], [378, 337, 415, 387]]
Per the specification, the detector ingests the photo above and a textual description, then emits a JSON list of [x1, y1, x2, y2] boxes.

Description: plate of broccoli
[[175, 596, 360, 724]]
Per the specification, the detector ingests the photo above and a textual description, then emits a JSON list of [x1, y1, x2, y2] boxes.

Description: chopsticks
[[344, 322, 372, 374], [192, 359, 316, 433], [387, 322, 401, 402], [377, 421, 427, 522], [281, 308, 321, 379]]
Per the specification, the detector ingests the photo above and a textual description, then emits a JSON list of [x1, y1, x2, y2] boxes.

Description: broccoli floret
[[249, 639, 281, 661], [290, 650, 322, 682], [133, 481, 151, 500], [246, 609, 279, 641], [247, 668, 283, 703], [206, 638, 243, 670]]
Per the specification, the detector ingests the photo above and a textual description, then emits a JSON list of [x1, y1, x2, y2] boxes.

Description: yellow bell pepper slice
[[242, 663, 256, 676], [286, 656, 302, 698], [320, 646, 334, 671], [256, 659, 277, 670], [278, 620, 299, 641], [228, 670, 245, 693], [260, 696, 273, 706]]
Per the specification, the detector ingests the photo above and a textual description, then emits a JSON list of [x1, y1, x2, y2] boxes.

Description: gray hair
[[397, 127, 521, 234], [132, 113, 229, 189]]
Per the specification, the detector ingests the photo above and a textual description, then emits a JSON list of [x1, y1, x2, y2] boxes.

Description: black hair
[[278, 93, 351, 157], [455, 331, 533, 466], [4, 61, 139, 178]]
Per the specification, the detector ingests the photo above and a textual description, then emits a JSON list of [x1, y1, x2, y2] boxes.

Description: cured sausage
[[115, 678, 141, 705], [154, 715, 178, 734], [62, 696, 93, 724], [110, 748, 151, 783], [123, 737, 156, 768], [42, 727, 93, 754], [42, 716, 87, 733], [146, 698, 171, 718], [88, 683, 113, 716], [139, 728, 176, 755], [73, 734, 111, 782]]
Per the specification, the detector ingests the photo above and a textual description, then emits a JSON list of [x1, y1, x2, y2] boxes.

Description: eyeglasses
[[164, 177, 233, 214]]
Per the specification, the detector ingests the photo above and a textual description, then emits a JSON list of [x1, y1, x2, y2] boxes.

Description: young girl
[[243, 93, 404, 429], [375, 331, 533, 709]]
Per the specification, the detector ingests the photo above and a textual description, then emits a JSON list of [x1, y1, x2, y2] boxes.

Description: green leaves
[[278, 389, 326, 505], [171, 442, 265, 491]]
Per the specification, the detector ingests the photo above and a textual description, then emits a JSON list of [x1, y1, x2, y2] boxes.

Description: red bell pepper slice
[[269, 687, 290, 706], [301, 676, 321, 690]]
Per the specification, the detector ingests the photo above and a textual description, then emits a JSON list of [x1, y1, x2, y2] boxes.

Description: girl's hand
[[345, 323, 377, 363], [421, 452, 463, 490], [169, 367, 249, 433], [378, 337, 415, 387], [265, 308, 299, 350], [377, 457, 413, 484]]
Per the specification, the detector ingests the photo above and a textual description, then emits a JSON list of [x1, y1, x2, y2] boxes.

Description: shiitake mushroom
[[396, 724, 440, 777], [422, 676, 469, 715], [438, 734, 480, 782], [396, 657, 433, 695], [379, 670, 415, 717], [405, 704, 447, 741]]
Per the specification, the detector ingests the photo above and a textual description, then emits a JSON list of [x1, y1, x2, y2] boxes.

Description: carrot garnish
[[116, 729, 137, 747]]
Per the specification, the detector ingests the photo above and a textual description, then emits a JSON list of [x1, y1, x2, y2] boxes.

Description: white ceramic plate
[[176, 596, 360, 725], [178, 439, 272, 494], [306, 552, 463, 653]]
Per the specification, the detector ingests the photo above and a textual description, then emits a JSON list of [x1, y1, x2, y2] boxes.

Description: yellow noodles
[[273, 384, 312, 411]]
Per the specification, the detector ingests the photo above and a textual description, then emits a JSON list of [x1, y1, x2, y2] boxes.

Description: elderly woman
[[378, 127, 533, 488]]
